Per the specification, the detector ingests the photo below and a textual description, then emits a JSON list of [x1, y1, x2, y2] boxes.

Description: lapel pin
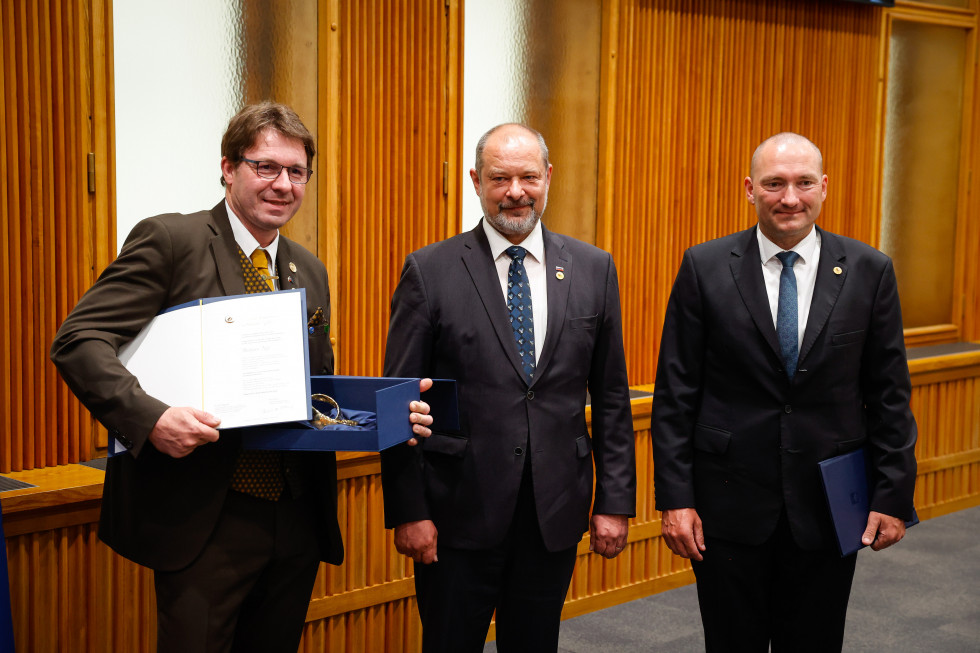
[[833, 266, 843, 275], [556, 265, 565, 280], [289, 262, 297, 273]]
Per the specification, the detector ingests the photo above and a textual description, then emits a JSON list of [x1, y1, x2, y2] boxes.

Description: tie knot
[[251, 249, 270, 269], [776, 251, 800, 268], [506, 245, 527, 263]]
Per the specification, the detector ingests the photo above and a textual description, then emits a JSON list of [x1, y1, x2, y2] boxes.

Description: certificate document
[[118, 289, 312, 432]]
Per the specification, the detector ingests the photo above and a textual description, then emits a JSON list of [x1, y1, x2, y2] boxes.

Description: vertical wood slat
[[0, 0, 113, 473]]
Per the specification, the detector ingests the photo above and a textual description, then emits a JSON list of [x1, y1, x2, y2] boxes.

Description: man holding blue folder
[[651, 133, 917, 652]]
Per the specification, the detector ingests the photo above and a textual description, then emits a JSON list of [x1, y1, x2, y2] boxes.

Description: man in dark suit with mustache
[[651, 132, 917, 652], [381, 123, 636, 652], [51, 102, 432, 653]]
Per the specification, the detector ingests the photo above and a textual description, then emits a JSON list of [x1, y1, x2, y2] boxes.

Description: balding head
[[750, 132, 823, 179], [475, 123, 550, 176]]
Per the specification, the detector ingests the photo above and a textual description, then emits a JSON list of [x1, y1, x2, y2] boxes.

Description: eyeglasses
[[241, 158, 313, 184]]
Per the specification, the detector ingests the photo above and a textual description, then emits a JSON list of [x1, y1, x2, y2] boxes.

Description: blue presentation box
[[237, 376, 458, 452]]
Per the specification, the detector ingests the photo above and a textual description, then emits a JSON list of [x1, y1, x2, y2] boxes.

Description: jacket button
[[526, 390, 534, 400], [784, 405, 792, 414], [514, 447, 524, 456]]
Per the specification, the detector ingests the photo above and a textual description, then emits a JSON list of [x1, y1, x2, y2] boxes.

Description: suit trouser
[[154, 489, 321, 653], [691, 511, 858, 653], [413, 467, 578, 653]]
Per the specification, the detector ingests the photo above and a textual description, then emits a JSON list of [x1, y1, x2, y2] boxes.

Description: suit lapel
[[461, 223, 529, 384], [208, 201, 248, 296], [532, 227, 570, 385], [275, 238, 302, 290], [799, 227, 846, 365], [730, 227, 781, 360]]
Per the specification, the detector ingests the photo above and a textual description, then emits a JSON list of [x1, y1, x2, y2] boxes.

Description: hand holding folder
[[818, 448, 919, 556]]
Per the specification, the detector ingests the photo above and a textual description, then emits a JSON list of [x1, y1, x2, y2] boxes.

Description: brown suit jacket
[[51, 201, 344, 571]]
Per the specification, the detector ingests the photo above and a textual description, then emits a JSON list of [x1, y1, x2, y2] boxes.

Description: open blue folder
[[818, 448, 919, 557]]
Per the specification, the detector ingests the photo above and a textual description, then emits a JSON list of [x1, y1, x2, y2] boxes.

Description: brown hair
[[220, 102, 316, 186]]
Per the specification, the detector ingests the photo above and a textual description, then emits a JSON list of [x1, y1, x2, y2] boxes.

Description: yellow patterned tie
[[230, 247, 284, 501], [250, 248, 275, 291]]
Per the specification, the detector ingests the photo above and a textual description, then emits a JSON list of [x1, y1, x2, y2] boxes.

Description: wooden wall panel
[[908, 360, 980, 517], [5, 523, 155, 652], [324, 0, 463, 376], [0, 0, 114, 472], [599, 0, 884, 386]]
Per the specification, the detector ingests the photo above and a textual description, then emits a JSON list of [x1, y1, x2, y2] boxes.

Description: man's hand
[[661, 508, 706, 561], [147, 406, 221, 458], [590, 514, 629, 559], [394, 519, 439, 564], [862, 510, 906, 551], [406, 378, 434, 446]]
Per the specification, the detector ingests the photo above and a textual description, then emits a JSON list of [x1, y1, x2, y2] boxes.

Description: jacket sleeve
[[861, 259, 917, 520], [50, 218, 176, 457], [650, 249, 705, 510], [379, 254, 434, 527], [588, 254, 637, 516]]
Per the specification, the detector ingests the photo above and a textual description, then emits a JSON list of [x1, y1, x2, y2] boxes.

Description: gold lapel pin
[[556, 265, 565, 280], [833, 266, 843, 275], [289, 262, 297, 273]]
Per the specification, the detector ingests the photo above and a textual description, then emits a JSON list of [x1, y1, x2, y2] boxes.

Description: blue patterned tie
[[506, 246, 536, 382], [776, 251, 801, 379]]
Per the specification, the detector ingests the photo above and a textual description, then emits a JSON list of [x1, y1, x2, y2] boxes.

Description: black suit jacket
[[380, 222, 636, 552], [51, 202, 344, 571], [652, 226, 917, 550]]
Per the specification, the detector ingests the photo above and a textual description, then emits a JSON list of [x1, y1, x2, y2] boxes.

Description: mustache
[[498, 198, 535, 211]]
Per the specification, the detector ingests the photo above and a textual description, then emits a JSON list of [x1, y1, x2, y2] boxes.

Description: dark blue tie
[[776, 251, 801, 379], [506, 246, 536, 382]]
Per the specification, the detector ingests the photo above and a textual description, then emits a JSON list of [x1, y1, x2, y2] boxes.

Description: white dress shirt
[[483, 219, 548, 365], [757, 226, 821, 349], [227, 201, 280, 289]]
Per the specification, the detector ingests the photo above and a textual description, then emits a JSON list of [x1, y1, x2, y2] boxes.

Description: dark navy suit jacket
[[652, 225, 917, 550]]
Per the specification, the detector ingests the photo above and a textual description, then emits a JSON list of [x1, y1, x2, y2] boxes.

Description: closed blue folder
[[818, 448, 918, 557]]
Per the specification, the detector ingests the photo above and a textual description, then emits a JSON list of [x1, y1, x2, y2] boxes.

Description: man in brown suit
[[51, 102, 432, 653]]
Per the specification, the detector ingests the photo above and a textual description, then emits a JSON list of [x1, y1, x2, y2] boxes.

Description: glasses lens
[[254, 161, 282, 179], [287, 166, 311, 184]]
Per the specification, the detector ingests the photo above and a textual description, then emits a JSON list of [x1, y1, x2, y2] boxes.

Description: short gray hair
[[474, 123, 549, 174]]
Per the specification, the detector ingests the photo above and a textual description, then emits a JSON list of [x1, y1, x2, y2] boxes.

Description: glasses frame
[[241, 157, 313, 185]]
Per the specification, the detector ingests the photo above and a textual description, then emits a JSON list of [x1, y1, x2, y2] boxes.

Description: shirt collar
[[482, 218, 545, 264], [226, 200, 280, 265], [757, 225, 818, 265]]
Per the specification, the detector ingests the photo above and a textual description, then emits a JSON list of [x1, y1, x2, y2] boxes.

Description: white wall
[[115, 0, 523, 242], [460, 1, 526, 232], [113, 0, 242, 251]]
